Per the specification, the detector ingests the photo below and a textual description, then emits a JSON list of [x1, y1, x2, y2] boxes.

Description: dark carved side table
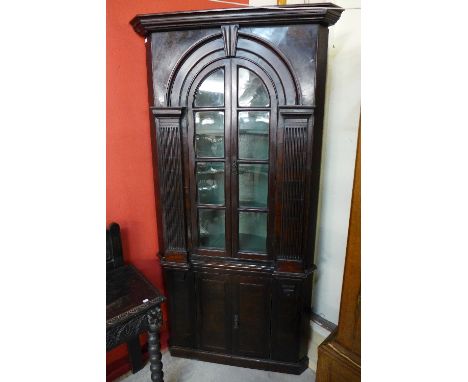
[[107, 223, 166, 382]]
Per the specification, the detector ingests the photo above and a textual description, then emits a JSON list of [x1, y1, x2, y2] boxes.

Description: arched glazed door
[[187, 58, 277, 260]]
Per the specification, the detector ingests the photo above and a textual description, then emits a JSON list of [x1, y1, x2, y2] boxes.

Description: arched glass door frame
[[187, 58, 277, 261]]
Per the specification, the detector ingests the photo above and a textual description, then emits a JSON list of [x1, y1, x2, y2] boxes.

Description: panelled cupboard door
[[232, 275, 271, 359], [195, 272, 232, 353]]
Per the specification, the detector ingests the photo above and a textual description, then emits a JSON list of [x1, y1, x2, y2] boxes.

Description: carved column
[[275, 107, 315, 273], [152, 107, 188, 263]]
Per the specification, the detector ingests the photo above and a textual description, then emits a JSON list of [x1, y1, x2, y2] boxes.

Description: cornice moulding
[[130, 3, 344, 36]]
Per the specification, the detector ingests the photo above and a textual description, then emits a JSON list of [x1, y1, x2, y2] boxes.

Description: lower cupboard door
[[232, 275, 271, 359], [195, 272, 232, 353]]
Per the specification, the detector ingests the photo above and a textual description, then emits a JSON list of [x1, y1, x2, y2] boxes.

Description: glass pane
[[196, 162, 224, 205], [238, 67, 270, 107], [239, 212, 267, 253], [239, 164, 268, 208], [238, 111, 269, 160], [195, 111, 224, 158], [194, 68, 224, 107], [199, 209, 225, 249]]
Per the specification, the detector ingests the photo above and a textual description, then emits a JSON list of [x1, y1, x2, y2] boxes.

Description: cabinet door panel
[[271, 278, 302, 362], [233, 275, 271, 359], [164, 269, 196, 348], [196, 273, 232, 353]]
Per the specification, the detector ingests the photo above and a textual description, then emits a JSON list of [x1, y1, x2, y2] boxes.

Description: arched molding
[[166, 29, 300, 106]]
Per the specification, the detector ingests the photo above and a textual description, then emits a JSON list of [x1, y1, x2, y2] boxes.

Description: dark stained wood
[[162, 252, 187, 263], [170, 346, 309, 375], [131, 4, 344, 35], [221, 24, 239, 57], [145, 39, 167, 258], [151, 108, 187, 254], [106, 268, 165, 336], [276, 259, 304, 273], [127, 337, 144, 373], [316, 124, 360, 381], [106, 222, 124, 271], [195, 272, 233, 353], [232, 275, 271, 359], [148, 306, 164, 382], [271, 277, 302, 362], [275, 107, 315, 266], [304, 26, 330, 270], [130, 4, 344, 374], [191, 257, 274, 275], [163, 268, 196, 348], [106, 223, 166, 380]]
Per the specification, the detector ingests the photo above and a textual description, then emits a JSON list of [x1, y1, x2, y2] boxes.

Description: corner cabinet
[[131, 4, 343, 375]]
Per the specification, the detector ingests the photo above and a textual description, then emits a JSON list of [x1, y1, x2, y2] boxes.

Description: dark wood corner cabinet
[[130, 4, 343, 375]]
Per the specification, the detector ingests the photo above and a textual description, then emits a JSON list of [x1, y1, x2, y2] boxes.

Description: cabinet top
[[130, 3, 344, 36]]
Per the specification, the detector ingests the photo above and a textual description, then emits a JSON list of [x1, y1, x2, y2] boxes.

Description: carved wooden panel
[[152, 108, 187, 252], [221, 24, 238, 57], [106, 314, 148, 350], [276, 108, 314, 262]]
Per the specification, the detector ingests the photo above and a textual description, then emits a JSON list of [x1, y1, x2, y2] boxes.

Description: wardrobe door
[[195, 272, 232, 353], [232, 275, 271, 359]]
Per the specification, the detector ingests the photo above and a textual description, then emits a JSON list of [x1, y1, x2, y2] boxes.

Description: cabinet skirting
[[169, 346, 309, 375]]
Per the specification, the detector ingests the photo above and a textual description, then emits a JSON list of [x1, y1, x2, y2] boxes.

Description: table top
[[106, 265, 165, 329]]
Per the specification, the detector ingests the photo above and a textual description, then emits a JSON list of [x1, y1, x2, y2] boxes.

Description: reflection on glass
[[194, 68, 224, 107], [239, 164, 268, 208], [239, 212, 267, 253], [196, 162, 224, 205], [244, 27, 289, 47], [238, 111, 269, 160], [238, 68, 270, 107], [199, 209, 225, 249], [195, 111, 224, 158]]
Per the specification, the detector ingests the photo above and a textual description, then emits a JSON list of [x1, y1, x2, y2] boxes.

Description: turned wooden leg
[[147, 306, 163, 382]]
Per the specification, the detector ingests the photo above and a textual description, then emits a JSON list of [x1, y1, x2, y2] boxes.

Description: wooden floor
[[116, 351, 316, 382]]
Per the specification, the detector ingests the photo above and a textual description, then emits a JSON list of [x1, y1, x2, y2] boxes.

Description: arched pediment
[[166, 26, 301, 107]]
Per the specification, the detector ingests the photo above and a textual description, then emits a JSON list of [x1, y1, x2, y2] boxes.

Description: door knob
[[233, 314, 239, 329]]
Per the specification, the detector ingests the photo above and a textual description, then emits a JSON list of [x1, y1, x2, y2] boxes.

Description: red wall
[[106, 0, 246, 378]]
